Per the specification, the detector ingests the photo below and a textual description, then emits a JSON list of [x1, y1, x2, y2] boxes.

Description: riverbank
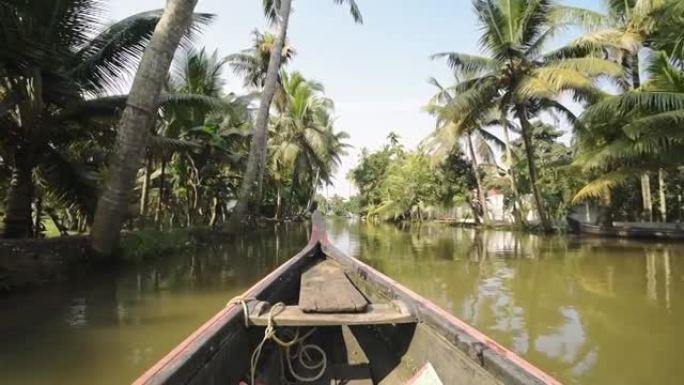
[[0, 227, 229, 293]]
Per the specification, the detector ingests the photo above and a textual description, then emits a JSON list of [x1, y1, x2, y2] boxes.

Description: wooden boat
[[568, 216, 684, 241], [134, 213, 559, 385]]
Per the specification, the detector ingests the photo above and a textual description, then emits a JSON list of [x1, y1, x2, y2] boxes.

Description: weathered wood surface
[[248, 302, 414, 327], [322, 239, 560, 385], [299, 259, 368, 313]]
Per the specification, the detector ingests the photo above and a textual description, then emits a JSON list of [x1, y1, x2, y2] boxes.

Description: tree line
[[0, 0, 361, 256], [350, 0, 684, 231]]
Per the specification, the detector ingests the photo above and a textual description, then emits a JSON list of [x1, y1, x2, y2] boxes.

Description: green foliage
[[350, 135, 476, 221], [317, 194, 361, 216], [511, 123, 587, 221], [119, 228, 192, 261]]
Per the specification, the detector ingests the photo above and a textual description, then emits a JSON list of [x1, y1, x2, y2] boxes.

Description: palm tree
[[148, 48, 229, 226], [573, 51, 684, 208], [227, 0, 362, 229], [572, 1, 684, 220], [227, 30, 295, 90], [268, 71, 348, 217], [91, 0, 203, 256], [0, 0, 211, 238], [424, 78, 505, 225], [570, 0, 669, 221], [432, 0, 622, 232]]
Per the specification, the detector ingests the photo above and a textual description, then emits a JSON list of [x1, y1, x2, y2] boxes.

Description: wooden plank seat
[[246, 260, 415, 326], [299, 260, 368, 313], [246, 301, 414, 327]]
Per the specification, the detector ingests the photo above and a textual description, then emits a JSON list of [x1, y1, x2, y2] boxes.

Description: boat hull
[[134, 215, 559, 385], [568, 217, 684, 241]]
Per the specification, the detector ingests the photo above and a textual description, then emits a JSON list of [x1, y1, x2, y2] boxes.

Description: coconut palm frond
[[147, 136, 201, 155], [549, 6, 611, 30], [70, 10, 215, 94], [572, 170, 634, 203], [622, 109, 684, 139], [333, 0, 363, 24], [36, 147, 99, 221], [431, 52, 494, 75]]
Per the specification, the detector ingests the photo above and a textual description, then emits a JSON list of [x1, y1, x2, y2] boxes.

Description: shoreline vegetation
[[3, 1, 684, 286]]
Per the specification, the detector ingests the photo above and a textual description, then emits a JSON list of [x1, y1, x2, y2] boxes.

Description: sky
[[110, 0, 602, 198]]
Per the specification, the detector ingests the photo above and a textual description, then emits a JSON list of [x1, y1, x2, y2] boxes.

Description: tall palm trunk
[[91, 0, 199, 257], [306, 169, 320, 213], [275, 184, 283, 220], [641, 173, 653, 222], [659, 169, 667, 222], [34, 194, 43, 237], [466, 134, 490, 225], [140, 156, 152, 217], [209, 197, 220, 227], [227, 0, 292, 229], [154, 159, 167, 226], [500, 109, 524, 226], [516, 106, 552, 232], [3, 153, 34, 238], [629, 53, 654, 222]]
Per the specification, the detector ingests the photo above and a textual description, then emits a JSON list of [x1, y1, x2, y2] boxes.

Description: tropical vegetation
[[4, 0, 684, 252], [0, 0, 352, 253], [348, 0, 684, 231]]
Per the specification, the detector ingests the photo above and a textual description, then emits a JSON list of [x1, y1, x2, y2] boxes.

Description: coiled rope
[[230, 299, 327, 384]]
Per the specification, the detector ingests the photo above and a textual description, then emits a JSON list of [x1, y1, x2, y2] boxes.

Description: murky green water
[[1, 220, 683, 385]]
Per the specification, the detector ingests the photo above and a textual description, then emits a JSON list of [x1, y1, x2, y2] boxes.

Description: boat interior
[[186, 246, 504, 385]]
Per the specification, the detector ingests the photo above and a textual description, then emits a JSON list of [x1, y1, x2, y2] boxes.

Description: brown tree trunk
[[155, 159, 166, 226], [226, 0, 292, 230], [140, 156, 152, 217], [516, 106, 552, 232], [34, 194, 42, 237], [501, 110, 525, 227], [641, 173, 653, 222], [3, 155, 34, 238], [185, 189, 193, 227], [91, 0, 199, 257], [275, 184, 283, 220], [467, 134, 490, 225], [630, 53, 654, 223], [209, 197, 220, 227], [659, 169, 667, 222]]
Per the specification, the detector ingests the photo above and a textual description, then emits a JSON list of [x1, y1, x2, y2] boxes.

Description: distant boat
[[568, 216, 684, 240], [134, 212, 559, 385]]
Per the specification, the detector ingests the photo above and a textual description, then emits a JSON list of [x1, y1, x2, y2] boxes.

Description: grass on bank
[[119, 228, 193, 261]]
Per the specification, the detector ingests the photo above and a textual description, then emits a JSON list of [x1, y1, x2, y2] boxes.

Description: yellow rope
[[227, 296, 255, 328], [248, 302, 327, 384]]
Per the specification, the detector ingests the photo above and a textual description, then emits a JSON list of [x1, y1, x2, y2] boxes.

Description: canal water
[[1, 219, 682, 385]]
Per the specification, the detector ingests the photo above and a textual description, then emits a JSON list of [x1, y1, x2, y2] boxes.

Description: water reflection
[[328, 220, 684, 385], [0, 223, 308, 385], [1, 220, 683, 385]]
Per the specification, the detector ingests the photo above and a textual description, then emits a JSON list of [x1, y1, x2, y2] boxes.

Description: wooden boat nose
[[246, 259, 415, 327]]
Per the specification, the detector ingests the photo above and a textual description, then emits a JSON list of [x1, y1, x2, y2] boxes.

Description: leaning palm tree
[[0, 0, 211, 238], [432, 0, 622, 232], [91, 0, 204, 256], [227, 0, 363, 229]]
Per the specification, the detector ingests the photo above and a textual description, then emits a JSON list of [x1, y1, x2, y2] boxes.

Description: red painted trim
[[134, 215, 559, 385], [133, 236, 320, 385], [321, 238, 561, 385]]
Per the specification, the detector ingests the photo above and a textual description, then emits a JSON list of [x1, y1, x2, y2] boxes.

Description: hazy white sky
[[110, 0, 601, 197]]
